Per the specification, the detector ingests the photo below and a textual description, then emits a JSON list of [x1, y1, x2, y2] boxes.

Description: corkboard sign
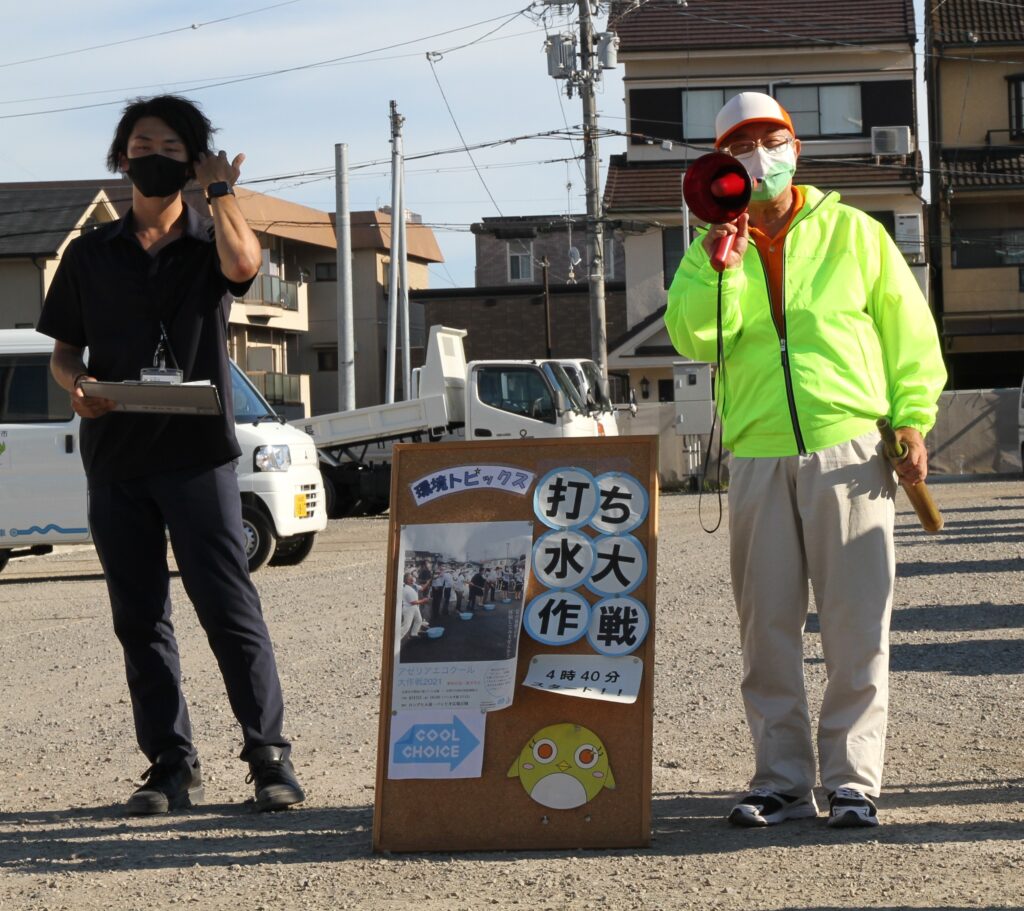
[[373, 436, 658, 853]]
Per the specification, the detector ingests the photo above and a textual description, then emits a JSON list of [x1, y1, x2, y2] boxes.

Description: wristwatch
[[206, 181, 234, 203]]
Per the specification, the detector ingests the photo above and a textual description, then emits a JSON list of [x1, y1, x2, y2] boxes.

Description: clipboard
[[80, 380, 223, 416]]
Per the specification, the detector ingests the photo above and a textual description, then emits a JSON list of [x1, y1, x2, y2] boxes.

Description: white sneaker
[[728, 788, 819, 827], [827, 787, 879, 827]]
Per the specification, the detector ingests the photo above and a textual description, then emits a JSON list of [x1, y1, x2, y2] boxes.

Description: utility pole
[[398, 155, 411, 399], [578, 0, 608, 383], [385, 101, 404, 405], [542, 255, 552, 358], [334, 143, 355, 411]]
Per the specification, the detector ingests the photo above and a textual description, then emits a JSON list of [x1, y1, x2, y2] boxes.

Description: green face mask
[[743, 147, 797, 201]]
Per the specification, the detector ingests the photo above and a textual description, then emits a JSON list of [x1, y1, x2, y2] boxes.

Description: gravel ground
[[0, 477, 1021, 910]]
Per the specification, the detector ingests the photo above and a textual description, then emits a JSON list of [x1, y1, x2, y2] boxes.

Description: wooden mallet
[[877, 418, 944, 533]]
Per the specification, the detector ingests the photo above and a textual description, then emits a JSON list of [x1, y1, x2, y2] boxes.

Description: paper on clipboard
[[80, 380, 223, 415]]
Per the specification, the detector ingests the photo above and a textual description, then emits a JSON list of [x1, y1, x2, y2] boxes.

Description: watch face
[[207, 181, 233, 199]]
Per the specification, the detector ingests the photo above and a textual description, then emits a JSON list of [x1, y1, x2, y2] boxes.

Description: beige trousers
[[728, 431, 897, 798]]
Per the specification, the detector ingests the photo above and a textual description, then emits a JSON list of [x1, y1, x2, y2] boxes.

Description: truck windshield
[[544, 363, 589, 416], [230, 362, 282, 424]]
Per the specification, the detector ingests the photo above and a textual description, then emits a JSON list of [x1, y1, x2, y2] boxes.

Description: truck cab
[[0, 329, 326, 574], [467, 359, 609, 439]]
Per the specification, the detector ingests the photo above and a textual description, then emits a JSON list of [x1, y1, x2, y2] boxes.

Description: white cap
[[715, 92, 795, 148]]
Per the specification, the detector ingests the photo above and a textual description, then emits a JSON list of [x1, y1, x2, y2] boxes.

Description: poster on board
[[392, 520, 533, 714]]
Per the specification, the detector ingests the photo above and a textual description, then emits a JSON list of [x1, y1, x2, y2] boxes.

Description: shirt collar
[[102, 203, 215, 244]]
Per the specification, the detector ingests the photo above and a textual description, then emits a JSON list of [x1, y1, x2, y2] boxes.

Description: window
[[314, 262, 337, 282], [475, 365, 555, 423], [952, 227, 1024, 268], [776, 84, 862, 137], [662, 227, 688, 290], [317, 348, 338, 372], [631, 81, 909, 146], [603, 236, 616, 279], [864, 210, 896, 241], [0, 354, 74, 423], [1009, 75, 1024, 139], [682, 86, 766, 141], [658, 379, 673, 403], [508, 242, 533, 282]]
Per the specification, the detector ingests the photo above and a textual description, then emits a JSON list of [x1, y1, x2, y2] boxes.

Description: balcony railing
[[241, 274, 299, 311], [246, 371, 302, 406]]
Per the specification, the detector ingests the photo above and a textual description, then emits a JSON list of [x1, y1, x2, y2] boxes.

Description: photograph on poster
[[392, 521, 533, 713]]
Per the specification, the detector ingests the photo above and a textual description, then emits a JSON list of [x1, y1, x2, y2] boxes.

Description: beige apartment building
[[928, 1, 1024, 388]]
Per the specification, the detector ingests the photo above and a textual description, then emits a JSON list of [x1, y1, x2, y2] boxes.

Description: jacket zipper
[[758, 192, 832, 457]]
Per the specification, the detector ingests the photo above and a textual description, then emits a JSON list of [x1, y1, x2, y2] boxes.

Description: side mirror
[[628, 388, 638, 418], [554, 389, 569, 415]]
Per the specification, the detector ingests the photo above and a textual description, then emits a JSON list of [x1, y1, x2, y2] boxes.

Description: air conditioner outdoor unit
[[894, 212, 925, 262], [871, 126, 912, 156]]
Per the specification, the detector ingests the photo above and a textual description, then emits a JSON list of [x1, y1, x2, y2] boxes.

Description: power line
[[0, 6, 540, 122], [0, 29, 544, 109], [0, 1, 305, 70]]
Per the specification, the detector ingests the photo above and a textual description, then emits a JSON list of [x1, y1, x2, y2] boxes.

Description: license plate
[[294, 494, 308, 518]]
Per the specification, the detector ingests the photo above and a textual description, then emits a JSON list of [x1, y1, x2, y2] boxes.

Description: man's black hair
[[107, 95, 216, 173]]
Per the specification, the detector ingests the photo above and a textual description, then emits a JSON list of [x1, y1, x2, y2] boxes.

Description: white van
[[0, 329, 327, 574]]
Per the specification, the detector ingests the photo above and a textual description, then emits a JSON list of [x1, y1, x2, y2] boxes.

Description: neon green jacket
[[665, 186, 947, 457]]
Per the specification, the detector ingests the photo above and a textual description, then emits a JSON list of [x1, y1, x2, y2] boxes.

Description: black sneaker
[[827, 787, 879, 828], [125, 757, 203, 815], [246, 746, 305, 811], [728, 788, 819, 827]]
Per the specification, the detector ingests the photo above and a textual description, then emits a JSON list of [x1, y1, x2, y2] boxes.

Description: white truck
[[0, 329, 327, 575], [294, 326, 621, 517]]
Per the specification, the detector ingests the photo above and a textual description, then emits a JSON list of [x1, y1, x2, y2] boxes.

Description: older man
[[666, 93, 946, 828]]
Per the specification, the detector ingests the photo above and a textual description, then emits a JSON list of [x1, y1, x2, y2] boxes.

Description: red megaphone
[[682, 152, 752, 272]]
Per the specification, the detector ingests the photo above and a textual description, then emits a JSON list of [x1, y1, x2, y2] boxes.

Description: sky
[[0, 0, 926, 289], [0, 0, 626, 288]]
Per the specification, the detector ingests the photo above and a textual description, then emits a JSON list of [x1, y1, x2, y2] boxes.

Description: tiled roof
[[0, 187, 109, 257], [603, 152, 923, 214], [939, 147, 1024, 190], [609, 0, 915, 52], [931, 0, 1024, 46]]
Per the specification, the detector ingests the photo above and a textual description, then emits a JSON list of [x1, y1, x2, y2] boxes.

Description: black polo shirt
[[37, 205, 254, 486]]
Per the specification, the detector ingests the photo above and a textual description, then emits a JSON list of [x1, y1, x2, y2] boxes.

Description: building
[[295, 207, 443, 413], [928, 0, 1024, 388], [412, 214, 626, 384], [604, 0, 929, 396], [0, 186, 118, 328]]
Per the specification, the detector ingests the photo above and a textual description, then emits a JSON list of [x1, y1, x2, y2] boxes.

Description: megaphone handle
[[711, 232, 736, 272]]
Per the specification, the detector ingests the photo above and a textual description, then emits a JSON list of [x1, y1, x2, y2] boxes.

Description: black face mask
[[125, 154, 191, 198]]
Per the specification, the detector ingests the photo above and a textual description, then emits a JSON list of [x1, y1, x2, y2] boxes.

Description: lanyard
[[153, 321, 180, 370]]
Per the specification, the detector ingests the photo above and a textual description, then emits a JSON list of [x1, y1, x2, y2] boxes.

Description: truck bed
[[290, 394, 451, 449]]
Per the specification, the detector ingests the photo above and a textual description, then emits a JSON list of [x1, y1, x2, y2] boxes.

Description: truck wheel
[[321, 471, 336, 517], [270, 532, 316, 566], [241, 504, 275, 573], [0, 549, 9, 574]]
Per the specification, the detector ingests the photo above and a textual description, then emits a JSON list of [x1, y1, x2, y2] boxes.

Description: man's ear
[[793, 138, 802, 159]]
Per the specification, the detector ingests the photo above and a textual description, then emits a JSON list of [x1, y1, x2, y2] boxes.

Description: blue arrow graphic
[[392, 716, 481, 771]]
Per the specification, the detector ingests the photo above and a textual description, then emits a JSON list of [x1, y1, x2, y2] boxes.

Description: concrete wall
[[624, 389, 1023, 491]]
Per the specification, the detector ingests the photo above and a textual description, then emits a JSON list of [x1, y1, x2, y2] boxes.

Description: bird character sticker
[[507, 723, 616, 809]]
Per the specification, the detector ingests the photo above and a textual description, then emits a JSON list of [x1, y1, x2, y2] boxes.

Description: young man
[[37, 95, 304, 815], [666, 93, 946, 828]]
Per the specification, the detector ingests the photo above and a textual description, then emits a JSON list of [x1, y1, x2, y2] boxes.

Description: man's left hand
[[893, 426, 928, 485], [194, 150, 245, 190]]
